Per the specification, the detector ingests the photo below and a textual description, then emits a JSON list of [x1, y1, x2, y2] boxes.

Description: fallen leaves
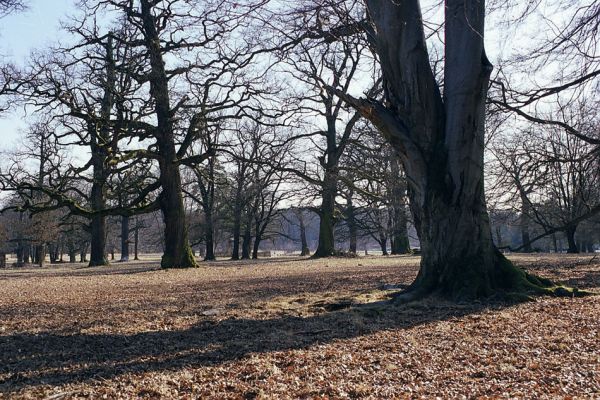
[[0, 254, 598, 399]]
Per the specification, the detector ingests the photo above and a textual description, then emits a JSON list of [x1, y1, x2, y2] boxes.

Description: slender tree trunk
[[204, 208, 215, 261], [16, 241, 24, 267], [565, 225, 579, 253], [314, 170, 337, 257], [299, 215, 310, 256], [201, 184, 216, 261], [120, 215, 130, 262], [346, 189, 357, 254], [231, 182, 244, 260], [252, 231, 261, 259], [520, 192, 533, 252], [134, 220, 140, 260]]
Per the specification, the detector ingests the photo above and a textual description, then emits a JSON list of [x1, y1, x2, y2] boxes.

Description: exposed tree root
[[389, 253, 595, 304]]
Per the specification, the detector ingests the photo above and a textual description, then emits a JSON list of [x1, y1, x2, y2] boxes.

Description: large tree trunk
[[158, 159, 196, 268], [355, 0, 563, 300], [379, 236, 388, 256], [241, 216, 252, 260], [314, 170, 337, 257], [141, 0, 196, 268], [89, 213, 108, 266], [88, 36, 116, 267], [565, 225, 579, 253], [120, 215, 130, 262], [36, 244, 45, 268]]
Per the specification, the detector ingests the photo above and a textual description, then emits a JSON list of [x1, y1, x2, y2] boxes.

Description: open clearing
[[1, 254, 599, 399]]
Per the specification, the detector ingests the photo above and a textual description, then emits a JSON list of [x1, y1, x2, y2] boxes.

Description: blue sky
[[0, 0, 75, 147]]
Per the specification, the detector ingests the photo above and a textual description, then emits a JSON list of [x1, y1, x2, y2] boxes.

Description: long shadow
[[0, 265, 161, 280], [0, 299, 504, 394]]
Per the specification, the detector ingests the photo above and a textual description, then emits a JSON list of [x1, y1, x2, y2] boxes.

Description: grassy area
[[0, 254, 599, 398]]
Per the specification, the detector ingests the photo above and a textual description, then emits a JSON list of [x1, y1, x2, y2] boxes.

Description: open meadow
[[1, 254, 599, 399]]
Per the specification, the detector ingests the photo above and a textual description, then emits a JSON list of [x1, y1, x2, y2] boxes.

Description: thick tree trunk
[[355, 0, 566, 300], [314, 171, 337, 257], [565, 225, 579, 253], [158, 160, 197, 268], [120, 215, 130, 262], [141, 0, 196, 269], [89, 213, 108, 266], [241, 217, 252, 260], [16, 241, 24, 267], [69, 249, 77, 263], [23, 245, 30, 264], [379, 236, 388, 256], [36, 244, 45, 268]]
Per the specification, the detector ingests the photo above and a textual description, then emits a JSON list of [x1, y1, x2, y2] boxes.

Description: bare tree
[[308, 0, 571, 299]]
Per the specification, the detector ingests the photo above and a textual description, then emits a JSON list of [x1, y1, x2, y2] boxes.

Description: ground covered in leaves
[[0, 254, 599, 399]]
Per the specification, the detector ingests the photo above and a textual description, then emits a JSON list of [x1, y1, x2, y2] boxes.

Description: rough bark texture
[[355, 0, 574, 300], [565, 225, 579, 253], [141, 0, 196, 268], [88, 36, 116, 267], [314, 170, 337, 257]]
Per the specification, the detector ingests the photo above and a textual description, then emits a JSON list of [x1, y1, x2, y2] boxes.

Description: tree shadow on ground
[[0, 298, 505, 394], [0, 265, 161, 280]]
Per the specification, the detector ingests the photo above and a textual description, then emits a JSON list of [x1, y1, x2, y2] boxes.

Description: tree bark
[[241, 215, 252, 260], [379, 236, 388, 256], [351, 0, 562, 300], [141, 0, 196, 268], [565, 225, 579, 253], [299, 214, 310, 256], [314, 170, 337, 257]]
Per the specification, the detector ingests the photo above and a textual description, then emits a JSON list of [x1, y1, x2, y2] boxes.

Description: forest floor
[[0, 254, 599, 399]]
